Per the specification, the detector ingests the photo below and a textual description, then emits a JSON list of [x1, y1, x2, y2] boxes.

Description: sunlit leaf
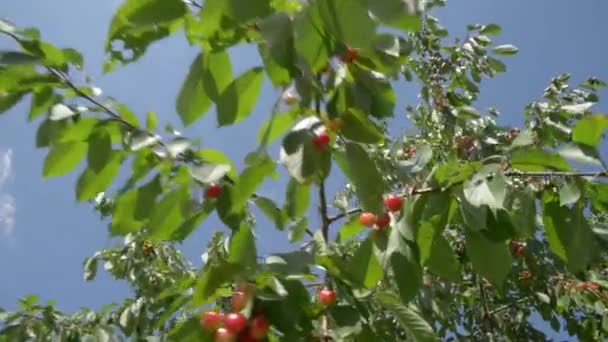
[[217, 67, 264, 126]]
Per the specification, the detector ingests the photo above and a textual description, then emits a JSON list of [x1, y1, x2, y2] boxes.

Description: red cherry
[[317, 287, 337, 306], [238, 331, 259, 342], [510, 241, 525, 257], [587, 282, 600, 291], [215, 327, 236, 342], [383, 195, 403, 212], [249, 315, 270, 339], [230, 290, 249, 311], [224, 313, 248, 334], [374, 213, 390, 230], [312, 132, 330, 150], [576, 282, 588, 290], [359, 212, 377, 227], [338, 47, 358, 64], [206, 183, 222, 199], [201, 311, 224, 332]]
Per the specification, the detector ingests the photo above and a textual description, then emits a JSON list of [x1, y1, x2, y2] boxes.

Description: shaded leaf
[[217, 67, 264, 126], [374, 291, 438, 342], [465, 228, 511, 288], [43, 142, 88, 178]]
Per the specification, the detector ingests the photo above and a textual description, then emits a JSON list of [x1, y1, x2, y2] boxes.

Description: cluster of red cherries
[[200, 286, 269, 342], [358, 195, 404, 231]]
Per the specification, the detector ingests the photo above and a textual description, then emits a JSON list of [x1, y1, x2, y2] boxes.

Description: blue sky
[[1, 0, 607, 333]]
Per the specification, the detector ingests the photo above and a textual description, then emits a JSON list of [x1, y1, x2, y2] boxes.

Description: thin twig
[[488, 296, 530, 316], [477, 278, 494, 340]]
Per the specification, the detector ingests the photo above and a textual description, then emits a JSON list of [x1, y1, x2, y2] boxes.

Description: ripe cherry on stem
[[338, 47, 358, 64], [374, 213, 390, 230], [318, 287, 337, 306], [201, 311, 224, 332], [223, 313, 248, 334], [249, 315, 270, 339], [206, 183, 222, 199], [230, 290, 249, 312], [383, 194, 403, 212], [215, 327, 236, 342], [359, 212, 377, 227], [312, 132, 330, 150]]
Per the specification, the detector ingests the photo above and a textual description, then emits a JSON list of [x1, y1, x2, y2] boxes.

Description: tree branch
[[477, 278, 494, 341], [326, 168, 608, 223], [488, 296, 531, 316]]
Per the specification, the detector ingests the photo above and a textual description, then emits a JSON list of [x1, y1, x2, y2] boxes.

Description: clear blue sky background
[[1, 0, 607, 337]]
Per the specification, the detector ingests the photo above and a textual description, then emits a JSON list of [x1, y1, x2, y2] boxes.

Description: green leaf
[[559, 180, 582, 207], [87, 128, 112, 171], [43, 142, 88, 178], [147, 186, 190, 240], [257, 108, 299, 145], [83, 257, 98, 281], [279, 118, 331, 183], [350, 67, 397, 119], [167, 317, 209, 341], [105, 0, 187, 70], [49, 103, 76, 121], [434, 161, 478, 187], [216, 184, 246, 230], [194, 261, 244, 305], [230, 157, 275, 213], [317, 0, 377, 48], [189, 163, 231, 184], [416, 192, 455, 264], [285, 178, 310, 219], [0, 90, 26, 114], [0, 51, 41, 65], [111, 180, 161, 235], [338, 215, 366, 242], [339, 109, 384, 143], [217, 67, 264, 126], [465, 228, 511, 288], [557, 143, 602, 166], [293, 2, 330, 72], [374, 292, 438, 342], [463, 170, 507, 209], [480, 23, 502, 35], [572, 114, 608, 148], [340, 143, 384, 213], [426, 234, 461, 282], [196, 149, 237, 180], [492, 44, 518, 56], [369, 0, 422, 33], [28, 87, 58, 121], [288, 217, 308, 242], [254, 197, 286, 230], [75, 152, 123, 201], [228, 223, 257, 270], [176, 50, 231, 125], [347, 237, 383, 289], [387, 218, 422, 303], [507, 189, 537, 239], [510, 148, 570, 171], [258, 12, 296, 86], [487, 57, 507, 73], [542, 193, 594, 273]]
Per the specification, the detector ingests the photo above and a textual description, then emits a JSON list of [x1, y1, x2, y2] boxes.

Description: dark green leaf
[[347, 237, 383, 289], [254, 197, 286, 230], [339, 109, 384, 143], [147, 186, 190, 240], [510, 148, 570, 171], [340, 143, 384, 213], [426, 234, 461, 282], [374, 291, 438, 342], [480, 24, 502, 35], [76, 152, 123, 201], [369, 0, 422, 32], [258, 12, 296, 85], [111, 176, 162, 235], [230, 157, 275, 213], [217, 67, 264, 126], [0, 51, 41, 65], [28, 87, 58, 121], [228, 223, 257, 270], [293, 2, 329, 72], [285, 178, 310, 219], [466, 228, 511, 288]]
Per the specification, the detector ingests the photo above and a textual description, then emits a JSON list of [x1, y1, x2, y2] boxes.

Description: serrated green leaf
[[339, 109, 384, 143], [147, 186, 190, 240], [510, 148, 570, 171], [293, 2, 329, 72], [254, 196, 286, 230], [43, 142, 88, 178], [288, 217, 308, 242], [572, 114, 608, 148], [507, 189, 537, 239], [426, 234, 461, 282], [228, 223, 257, 269], [542, 193, 594, 273], [338, 215, 366, 242], [76, 152, 122, 201], [341, 143, 384, 213], [28, 87, 58, 121], [369, 0, 422, 33], [347, 237, 383, 288], [466, 228, 511, 288], [374, 291, 438, 342], [87, 128, 112, 171], [285, 178, 310, 219], [217, 67, 264, 126], [230, 157, 275, 213], [111, 176, 162, 235]]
